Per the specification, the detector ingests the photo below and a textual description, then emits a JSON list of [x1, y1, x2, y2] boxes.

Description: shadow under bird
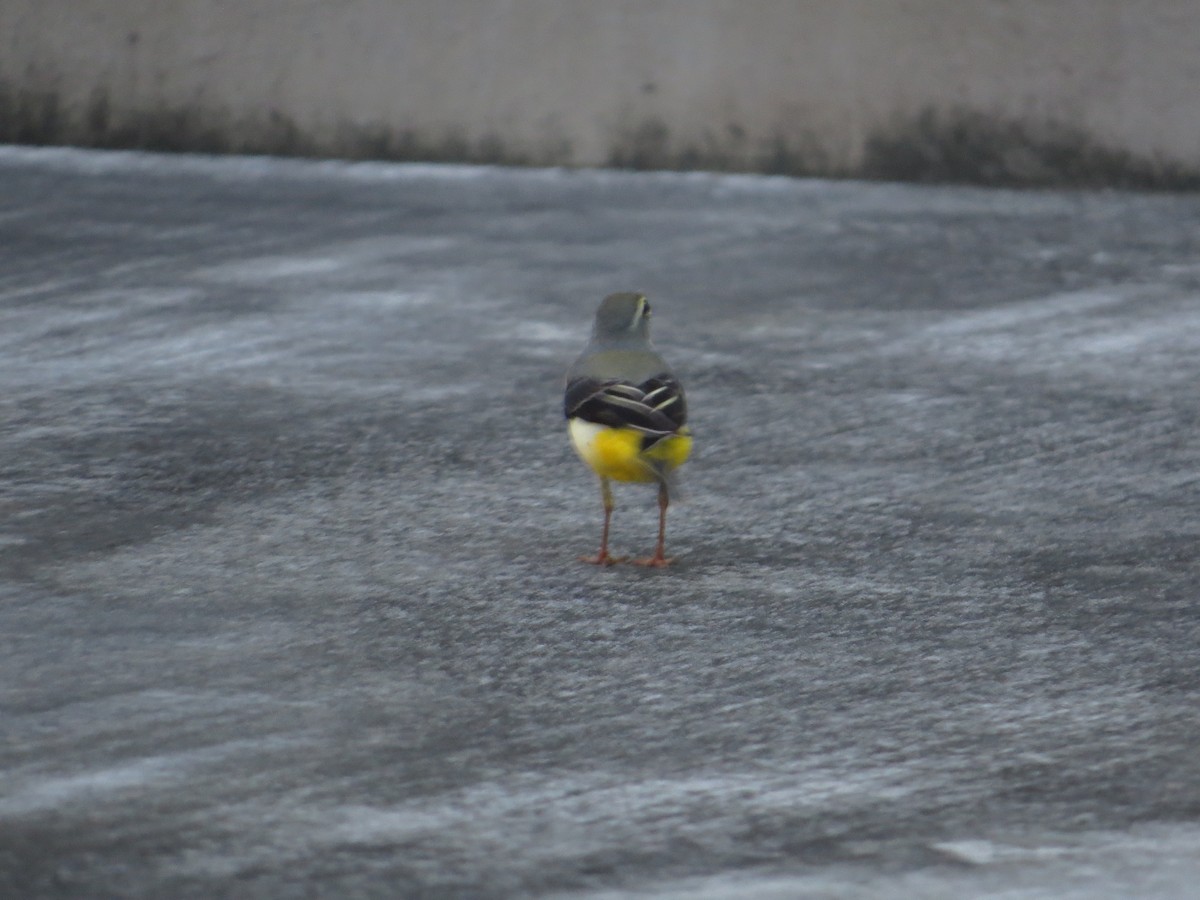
[[564, 292, 692, 566]]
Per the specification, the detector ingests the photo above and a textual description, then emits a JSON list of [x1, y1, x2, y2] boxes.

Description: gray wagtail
[[564, 292, 691, 566]]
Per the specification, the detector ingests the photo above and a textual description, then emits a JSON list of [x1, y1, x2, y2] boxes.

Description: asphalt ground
[[2, 146, 1199, 898]]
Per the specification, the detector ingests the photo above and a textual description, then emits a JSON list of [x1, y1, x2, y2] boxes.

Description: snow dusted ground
[[2, 146, 1200, 897]]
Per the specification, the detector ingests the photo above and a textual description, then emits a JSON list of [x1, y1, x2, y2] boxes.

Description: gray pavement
[[2, 146, 1199, 898]]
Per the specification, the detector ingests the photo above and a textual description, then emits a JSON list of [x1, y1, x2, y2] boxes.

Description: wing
[[564, 373, 687, 445]]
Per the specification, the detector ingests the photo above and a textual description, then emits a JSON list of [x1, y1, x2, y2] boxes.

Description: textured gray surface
[[2, 147, 1199, 898]]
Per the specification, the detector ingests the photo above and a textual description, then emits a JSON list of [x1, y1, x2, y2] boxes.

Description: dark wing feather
[[637, 375, 687, 429], [564, 373, 687, 447]]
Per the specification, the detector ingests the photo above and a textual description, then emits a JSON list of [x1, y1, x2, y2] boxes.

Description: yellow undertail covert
[[569, 419, 692, 483]]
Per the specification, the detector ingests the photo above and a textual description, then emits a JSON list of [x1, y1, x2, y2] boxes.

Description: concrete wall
[[3, 0, 1199, 186]]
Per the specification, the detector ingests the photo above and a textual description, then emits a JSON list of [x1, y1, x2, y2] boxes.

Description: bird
[[564, 292, 691, 566]]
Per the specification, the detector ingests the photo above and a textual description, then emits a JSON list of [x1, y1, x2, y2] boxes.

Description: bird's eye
[[642, 300, 652, 317]]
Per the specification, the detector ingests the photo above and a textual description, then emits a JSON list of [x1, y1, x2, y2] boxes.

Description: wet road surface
[[2, 147, 1200, 897]]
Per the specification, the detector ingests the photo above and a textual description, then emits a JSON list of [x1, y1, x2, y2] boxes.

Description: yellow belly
[[568, 419, 692, 483]]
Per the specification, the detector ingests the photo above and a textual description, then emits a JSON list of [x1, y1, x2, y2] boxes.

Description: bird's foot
[[579, 552, 624, 566], [630, 555, 674, 568]]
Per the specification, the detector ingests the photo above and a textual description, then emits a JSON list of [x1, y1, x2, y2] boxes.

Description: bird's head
[[592, 292, 652, 343]]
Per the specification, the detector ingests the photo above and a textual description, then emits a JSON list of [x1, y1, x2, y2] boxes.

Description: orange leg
[[580, 477, 623, 565], [632, 483, 673, 567]]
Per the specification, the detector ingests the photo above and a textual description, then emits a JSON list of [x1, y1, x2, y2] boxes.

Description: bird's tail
[[653, 464, 686, 504]]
